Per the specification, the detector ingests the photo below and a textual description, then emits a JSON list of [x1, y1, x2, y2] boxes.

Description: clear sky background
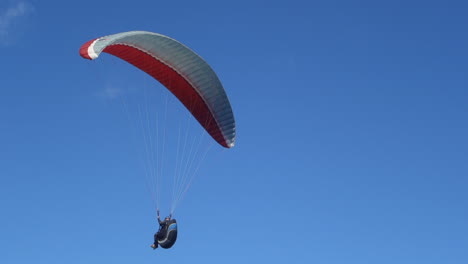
[[1, 0, 467, 263]]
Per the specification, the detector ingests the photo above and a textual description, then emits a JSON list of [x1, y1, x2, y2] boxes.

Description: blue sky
[[1, 0, 467, 263]]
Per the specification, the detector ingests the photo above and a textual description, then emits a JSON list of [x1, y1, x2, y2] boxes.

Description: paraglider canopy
[[79, 31, 236, 148]]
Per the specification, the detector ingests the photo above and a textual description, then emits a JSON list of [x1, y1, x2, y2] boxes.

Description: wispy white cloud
[[98, 85, 125, 100], [0, 1, 34, 44]]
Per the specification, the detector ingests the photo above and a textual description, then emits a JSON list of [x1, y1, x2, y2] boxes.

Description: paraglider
[[151, 210, 177, 249], [79, 31, 235, 250]]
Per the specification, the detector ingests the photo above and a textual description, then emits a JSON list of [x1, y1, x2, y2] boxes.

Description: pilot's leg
[[151, 233, 158, 249]]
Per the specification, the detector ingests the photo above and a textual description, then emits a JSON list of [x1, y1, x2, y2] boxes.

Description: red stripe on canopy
[[102, 44, 228, 147], [79, 39, 97, 60]]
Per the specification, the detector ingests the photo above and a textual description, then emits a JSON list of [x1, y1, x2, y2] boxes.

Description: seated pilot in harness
[[151, 210, 178, 250]]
